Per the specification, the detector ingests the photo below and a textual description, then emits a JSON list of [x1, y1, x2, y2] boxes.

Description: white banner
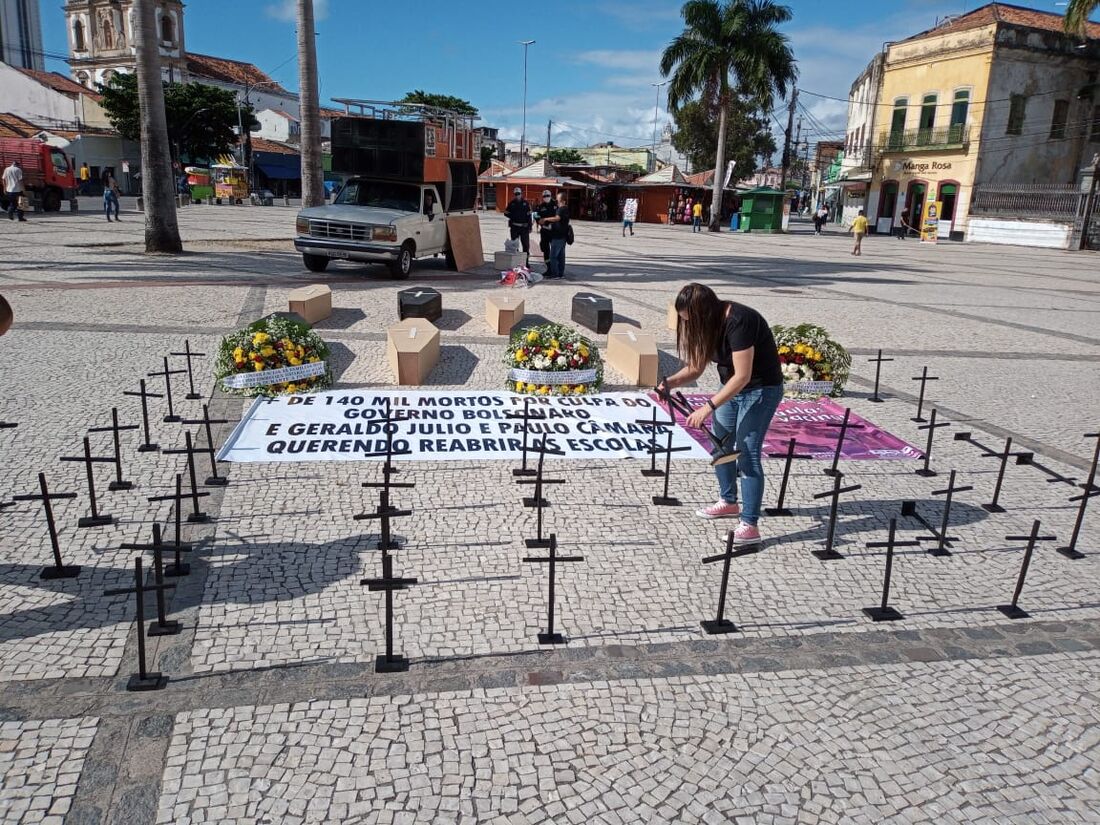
[[508, 368, 598, 386], [217, 389, 711, 463], [221, 361, 327, 390]]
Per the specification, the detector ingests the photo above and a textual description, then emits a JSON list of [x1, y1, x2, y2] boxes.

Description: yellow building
[[868, 3, 1100, 240]]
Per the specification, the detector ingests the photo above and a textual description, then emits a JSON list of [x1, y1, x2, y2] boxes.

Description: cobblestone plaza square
[[1, 207, 1099, 823]]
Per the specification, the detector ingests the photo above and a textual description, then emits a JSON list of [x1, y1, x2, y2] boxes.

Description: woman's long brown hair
[[675, 283, 727, 372]]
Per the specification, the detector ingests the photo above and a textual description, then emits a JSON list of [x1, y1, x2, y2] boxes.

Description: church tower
[[66, 0, 187, 89]]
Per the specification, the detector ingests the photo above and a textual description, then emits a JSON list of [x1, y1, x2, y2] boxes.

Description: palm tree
[[133, 0, 181, 252], [297, 0, 324, 207], [660, 0, 796, 231], [1064, 0, 1097, 36]]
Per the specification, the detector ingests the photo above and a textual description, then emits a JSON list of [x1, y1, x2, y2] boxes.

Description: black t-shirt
[[551, 205, 570, 240], [536, 200, 557, 231], [505, 198, 532, 228], [714, 302, 783, 388]]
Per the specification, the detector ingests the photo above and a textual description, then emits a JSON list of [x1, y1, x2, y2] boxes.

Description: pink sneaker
[[696, 500, 741, 519], [731, 522, 762, 544]]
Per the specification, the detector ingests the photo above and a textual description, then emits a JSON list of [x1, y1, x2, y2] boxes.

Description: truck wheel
[[303, 254, 329, 273], [43, 188, 61, 212], [389, 244, 414, 279], [444, 245, 458, 270]]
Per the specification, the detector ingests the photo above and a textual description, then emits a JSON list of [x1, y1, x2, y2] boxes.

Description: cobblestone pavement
[[0, 208, 1098, 823]]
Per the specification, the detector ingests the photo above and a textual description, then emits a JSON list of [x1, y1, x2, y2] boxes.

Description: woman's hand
[[686, 406, 710, 430]]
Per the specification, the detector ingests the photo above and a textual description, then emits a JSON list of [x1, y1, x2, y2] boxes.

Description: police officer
[[504, 186, 533, 265], [535, 189, 557, 270]]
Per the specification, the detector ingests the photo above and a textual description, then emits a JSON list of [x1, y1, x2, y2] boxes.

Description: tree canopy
[[99, 74, 256, 163], [546, 148, 585, 164], [671, 96, 775, 182], [400, 90, 479, 117]]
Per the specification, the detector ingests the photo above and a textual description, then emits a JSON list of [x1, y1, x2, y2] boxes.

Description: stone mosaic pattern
[[0, 717, 97, 824], [157, 652, 1100, 824]]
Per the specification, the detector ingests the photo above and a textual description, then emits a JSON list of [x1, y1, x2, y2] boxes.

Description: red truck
[[0, 138, 77, 212]]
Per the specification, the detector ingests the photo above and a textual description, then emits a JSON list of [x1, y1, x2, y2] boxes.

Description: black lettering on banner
[[268, 441, 286, 454], [266, 423, 282, 436], [480, 423, 492, 434]]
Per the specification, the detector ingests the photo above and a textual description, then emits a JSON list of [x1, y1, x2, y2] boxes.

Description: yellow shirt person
[[850, 211, 869, 256]]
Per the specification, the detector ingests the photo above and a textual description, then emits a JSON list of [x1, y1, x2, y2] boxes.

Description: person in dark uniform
[[504, 186, 533, 264], [535, 189, 557, 270]]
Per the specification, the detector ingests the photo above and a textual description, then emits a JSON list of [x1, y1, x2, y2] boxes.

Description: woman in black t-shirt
[[660, 283, 784, 544]]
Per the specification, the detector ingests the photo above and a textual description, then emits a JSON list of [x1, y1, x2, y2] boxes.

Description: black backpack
[[566, 224, 575, 245]]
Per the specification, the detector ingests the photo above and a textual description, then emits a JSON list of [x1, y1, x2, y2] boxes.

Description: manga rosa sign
[[217, 389, 711, 463], [665, 394, 922, 461]]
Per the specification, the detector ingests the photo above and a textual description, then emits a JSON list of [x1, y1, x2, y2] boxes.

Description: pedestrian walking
[[79, 162, 91, 196], [814, 204, 828, 235], [535, 189, 557, 270], [102, 170, 121, 222], [622, 197, 637, 237], [661, 283, 784, 543], [3, 159, 27, 222], [504, 187, 533, 264], [849, 209, 869, 256], [541, 192, 570, 279], [896, 206, 910, 239], [692, 200, 703, 232]]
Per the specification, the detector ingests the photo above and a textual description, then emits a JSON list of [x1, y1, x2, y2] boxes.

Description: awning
[[256, 162, 299, 180]]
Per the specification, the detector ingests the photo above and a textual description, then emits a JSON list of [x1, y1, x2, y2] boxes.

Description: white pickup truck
[[294, 178, 461, 278]]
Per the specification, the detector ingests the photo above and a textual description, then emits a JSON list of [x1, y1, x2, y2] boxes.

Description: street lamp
[[651, 80, 669, 172], [237, 79, 283, 192], [518, 39, 535, 164]]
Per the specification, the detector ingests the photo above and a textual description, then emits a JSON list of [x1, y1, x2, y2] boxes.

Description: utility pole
[[546, 120, 551, 160], [793, 116, 802, 200], [519, 40, 535, 164], [780, 88, 798, 195], [651, 80, 669, 173]]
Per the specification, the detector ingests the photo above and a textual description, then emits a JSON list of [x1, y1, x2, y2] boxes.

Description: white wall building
[[0, 0, 44, 71]]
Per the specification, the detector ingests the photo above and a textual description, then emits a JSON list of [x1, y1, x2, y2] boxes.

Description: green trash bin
[[739, 187, 785, 233]]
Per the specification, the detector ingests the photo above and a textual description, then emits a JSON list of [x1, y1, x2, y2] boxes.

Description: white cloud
[[265, 0, 329, 22], [574, 49, 661, 73]]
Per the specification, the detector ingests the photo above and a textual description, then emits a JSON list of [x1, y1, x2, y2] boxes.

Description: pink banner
[[656, 394, 922, 461]]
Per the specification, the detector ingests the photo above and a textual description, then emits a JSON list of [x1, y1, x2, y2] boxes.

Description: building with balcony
[[835, 53, 883, 224], [866, 3, 1100, 240]]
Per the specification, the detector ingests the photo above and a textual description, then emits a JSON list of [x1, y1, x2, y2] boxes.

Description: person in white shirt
[[3, 160, 26, 222]]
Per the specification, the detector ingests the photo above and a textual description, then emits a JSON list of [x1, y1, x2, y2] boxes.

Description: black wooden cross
[[506, 396, 548, 478], [1058, 431, 1100, 560], [123, 378, 164, 452], [765, 438, 813, 516], [163, 431, 211, 522], [516, 438, 565, 509], [812, 472, 862, 560], [88, 407, 139, 491], [10, 472, 80, 579], [0, 421, 16, 429], [360, 404, 415, 504], [59, 436, 114, 528], [670, 390, 740, 467], [361, 552, 418, 672], [867, 349, 893, 403], [121, 524, 181, 636], [823, 407, 865, 478], [910, 366, 939, 423], [148, 356, 187, 423], [170, 339, 206, 400], [102, 555, 175, 690], [980, 436, 1020, 513], [635, 402, 675, 479], [523, 533, 583, 644], [916, 470, 973, 557], [915, 408, 951, 477], [997, 519, 1057, 619], [700, 530, 762, 635], [354, 490, 412, 553], [646, 424, 692, 506], [147, 473, 206, 576], [180, 404, 232, 486], [863, 518, 920, 622]]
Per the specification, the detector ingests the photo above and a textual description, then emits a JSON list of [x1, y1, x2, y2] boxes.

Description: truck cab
[[0, 138, 76, 212], [294, 101, 480, 279]]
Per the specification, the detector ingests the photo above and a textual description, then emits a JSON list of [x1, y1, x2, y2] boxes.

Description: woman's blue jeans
[[103, 191, 119, 219], [711, 384, 784, 525]]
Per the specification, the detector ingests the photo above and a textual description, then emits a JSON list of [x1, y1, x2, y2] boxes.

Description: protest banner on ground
[[218, 390, 710, 462]]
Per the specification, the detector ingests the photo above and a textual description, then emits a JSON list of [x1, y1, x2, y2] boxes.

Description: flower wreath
[[504, 322, 604, 396], [214, 315, 332, 398]]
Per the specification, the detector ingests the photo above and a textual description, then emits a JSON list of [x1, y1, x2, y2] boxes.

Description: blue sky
[[37, 0, 1078, 148]]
